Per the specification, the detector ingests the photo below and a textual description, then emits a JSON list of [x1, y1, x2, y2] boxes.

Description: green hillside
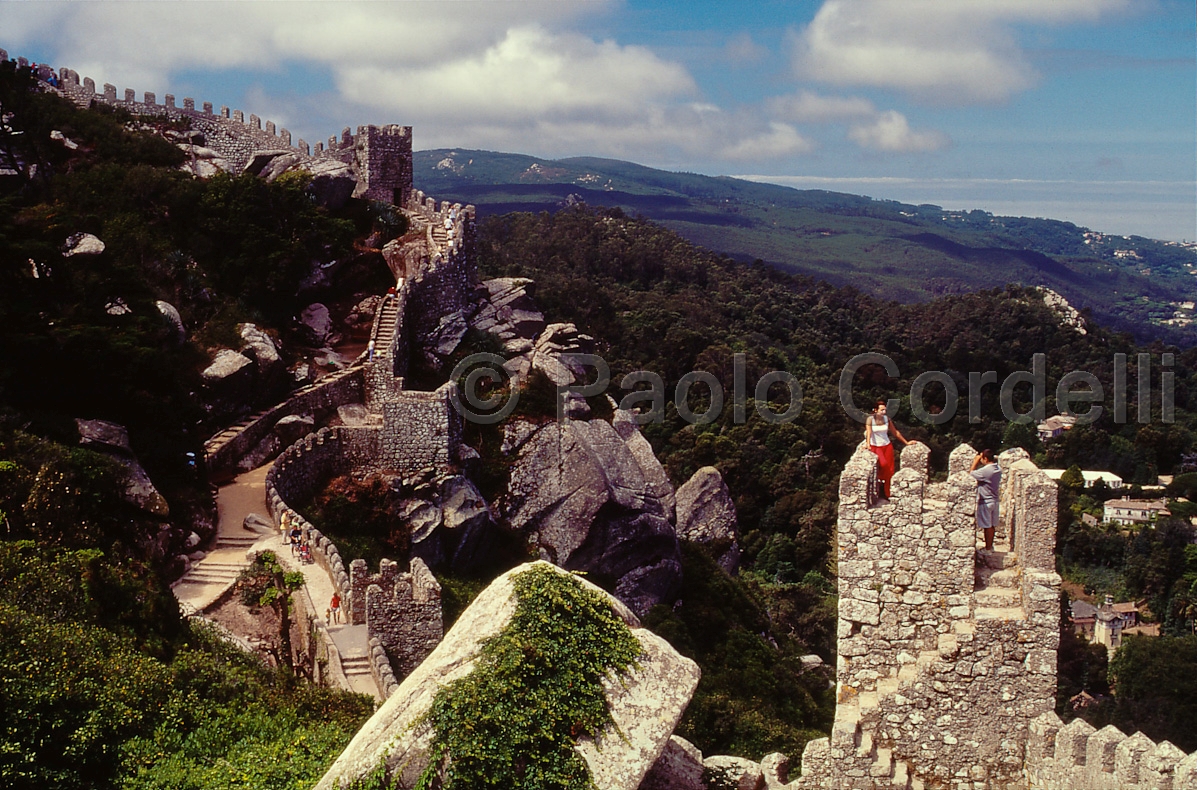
[[415, 149, 1197, 346]]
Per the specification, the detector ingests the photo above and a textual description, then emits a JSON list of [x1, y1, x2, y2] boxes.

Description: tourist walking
[[329, 593, 341, 624]]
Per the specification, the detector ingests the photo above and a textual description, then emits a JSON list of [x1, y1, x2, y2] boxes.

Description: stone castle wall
[[30, 57, 411, 202], [793, 441, 1062, 790], [265, 425, 384, 607], [203, 366, 364, 476], [1024, 711, 1197, 789], [379, 384, 461, 475]]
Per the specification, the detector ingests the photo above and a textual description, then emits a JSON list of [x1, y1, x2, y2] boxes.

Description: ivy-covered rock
[[314, 561, 701, 790]]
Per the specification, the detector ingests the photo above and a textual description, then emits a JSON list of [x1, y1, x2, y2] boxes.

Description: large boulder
[[675, 466, 741, 573], [156, 300, 185, 344], [299, 303, 332, 346], [74, 418, 168, 517], [314, 561, 700, 790], [471, 277, 545, 341], [62, 232, 105, 257], [305, 158, 356, 210], [238, 323, 285, 389], [438, 475, 495, 572], [75, 417, 133, 455], [640, 736, 705, 790], [505, 418, 681, 617], [201, 349, 256, 416]]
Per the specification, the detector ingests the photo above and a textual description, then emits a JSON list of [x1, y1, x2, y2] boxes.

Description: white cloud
[[723, 123, 815, 160], [795, 0, 1131, 103], [339, 26, 695, 124], [767, 90, 875, 123], [848, 110, 950, 152], [0, 1, 830, 168]]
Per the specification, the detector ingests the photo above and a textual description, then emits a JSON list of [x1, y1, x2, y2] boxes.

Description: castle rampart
[[9, 56, 412, 204], [793, 441, 1062, 789], [1025, 712, 1197, 789]]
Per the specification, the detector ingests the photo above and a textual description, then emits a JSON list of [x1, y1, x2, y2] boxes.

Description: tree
[[238, 551, 306, 672], [1107, 634, 1197, 752], [1059, 465, 1085, 491]]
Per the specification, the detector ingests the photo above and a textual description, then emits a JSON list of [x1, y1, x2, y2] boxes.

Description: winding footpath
[[171, 465, 383, 701]]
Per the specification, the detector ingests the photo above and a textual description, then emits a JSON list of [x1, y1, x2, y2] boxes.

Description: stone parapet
[[1025, 712, 1197, 789], [203, 366, 365, 476], [265, 426, 384, 610], [364, 557, 443, 682], [799, 441, 1065, 789]]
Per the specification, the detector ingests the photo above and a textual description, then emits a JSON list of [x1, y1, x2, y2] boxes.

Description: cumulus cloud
[[794, 0, 1131, 103], [0, 2, 825, 166], [767, 90, 875, 123], [340, 26, 694, 125], [848, 110, 950, 153], [723, 123, 815, 160]]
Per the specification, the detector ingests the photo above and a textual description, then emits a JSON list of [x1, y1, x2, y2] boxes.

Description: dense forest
[[0, 58, 1195, 787]]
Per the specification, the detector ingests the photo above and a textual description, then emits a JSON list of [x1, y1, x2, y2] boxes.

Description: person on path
[[865, 400, 908, 498], [970, 448, 1001, 551], [329, 593, 341, 624]]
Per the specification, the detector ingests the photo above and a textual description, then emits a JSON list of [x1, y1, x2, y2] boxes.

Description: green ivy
[[416, 565, 642, 790]]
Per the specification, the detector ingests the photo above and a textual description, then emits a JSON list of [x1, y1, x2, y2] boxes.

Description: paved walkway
[[171, 464, 382, 700]]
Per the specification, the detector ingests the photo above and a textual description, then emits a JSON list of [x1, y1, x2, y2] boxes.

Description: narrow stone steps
[[177, 568, 243, 585], [975, 566, 1020, 589], [216, 534, 260, 548], [974, 586, 1021, 607], [341, 655, 373, 676], [976, 548, 1017, 569], [975, 605, 1025, 621]]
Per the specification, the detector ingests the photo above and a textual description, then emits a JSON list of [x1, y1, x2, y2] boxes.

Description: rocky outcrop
[[156, 300, 185, 344], [201, 349, 256, 416], [675, 466, 741, 573], [471, 277, 545, 343], [299, 303, 332, 346], [314, 561, 700, 790], [238, 323, 285, 390], [62, 232, 105, 257], [639, 736, 705, 790], [74, 418, 169, 517], [505, 418, 682, 617]]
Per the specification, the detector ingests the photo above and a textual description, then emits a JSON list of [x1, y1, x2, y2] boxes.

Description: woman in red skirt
[[866, 400, 908, 498]]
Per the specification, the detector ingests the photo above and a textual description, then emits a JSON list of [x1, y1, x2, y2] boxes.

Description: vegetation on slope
[[474, 204, 1197, 755], [417, 148, 1197, 346], [417, 565, 642, 790], [0, 61, 383, 788]]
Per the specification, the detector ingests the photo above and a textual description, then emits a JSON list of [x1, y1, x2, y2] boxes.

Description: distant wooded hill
[[413, 149, 1197, 347]]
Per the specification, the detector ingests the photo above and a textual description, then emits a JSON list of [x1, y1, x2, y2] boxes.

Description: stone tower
[[352, 124, 413, 205], [793, 441, 1061, 789]]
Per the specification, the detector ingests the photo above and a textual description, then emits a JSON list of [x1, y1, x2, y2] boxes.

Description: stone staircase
[[215, 532, 261, 551], [176, 559, 245, 587], [340, 653, 372, 680], [974, 545, 1024, 621], [373, 297, 400, 359]]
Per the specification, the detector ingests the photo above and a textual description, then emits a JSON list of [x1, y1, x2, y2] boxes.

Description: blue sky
[[2, 0, 1193, 240]]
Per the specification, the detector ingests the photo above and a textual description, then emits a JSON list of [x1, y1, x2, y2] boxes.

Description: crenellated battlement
[[351, 556, 443, 693], [1026, 712, 1197, 789], [4, 53, 414, 202], [794, 441, 1065, 789]]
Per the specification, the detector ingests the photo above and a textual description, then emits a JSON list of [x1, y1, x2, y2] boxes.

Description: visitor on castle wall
[[970, 448, 1001, 551], [865, 400, 908, 498]]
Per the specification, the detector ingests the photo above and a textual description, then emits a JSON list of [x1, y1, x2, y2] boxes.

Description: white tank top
[[868, 415, 891, 447]]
